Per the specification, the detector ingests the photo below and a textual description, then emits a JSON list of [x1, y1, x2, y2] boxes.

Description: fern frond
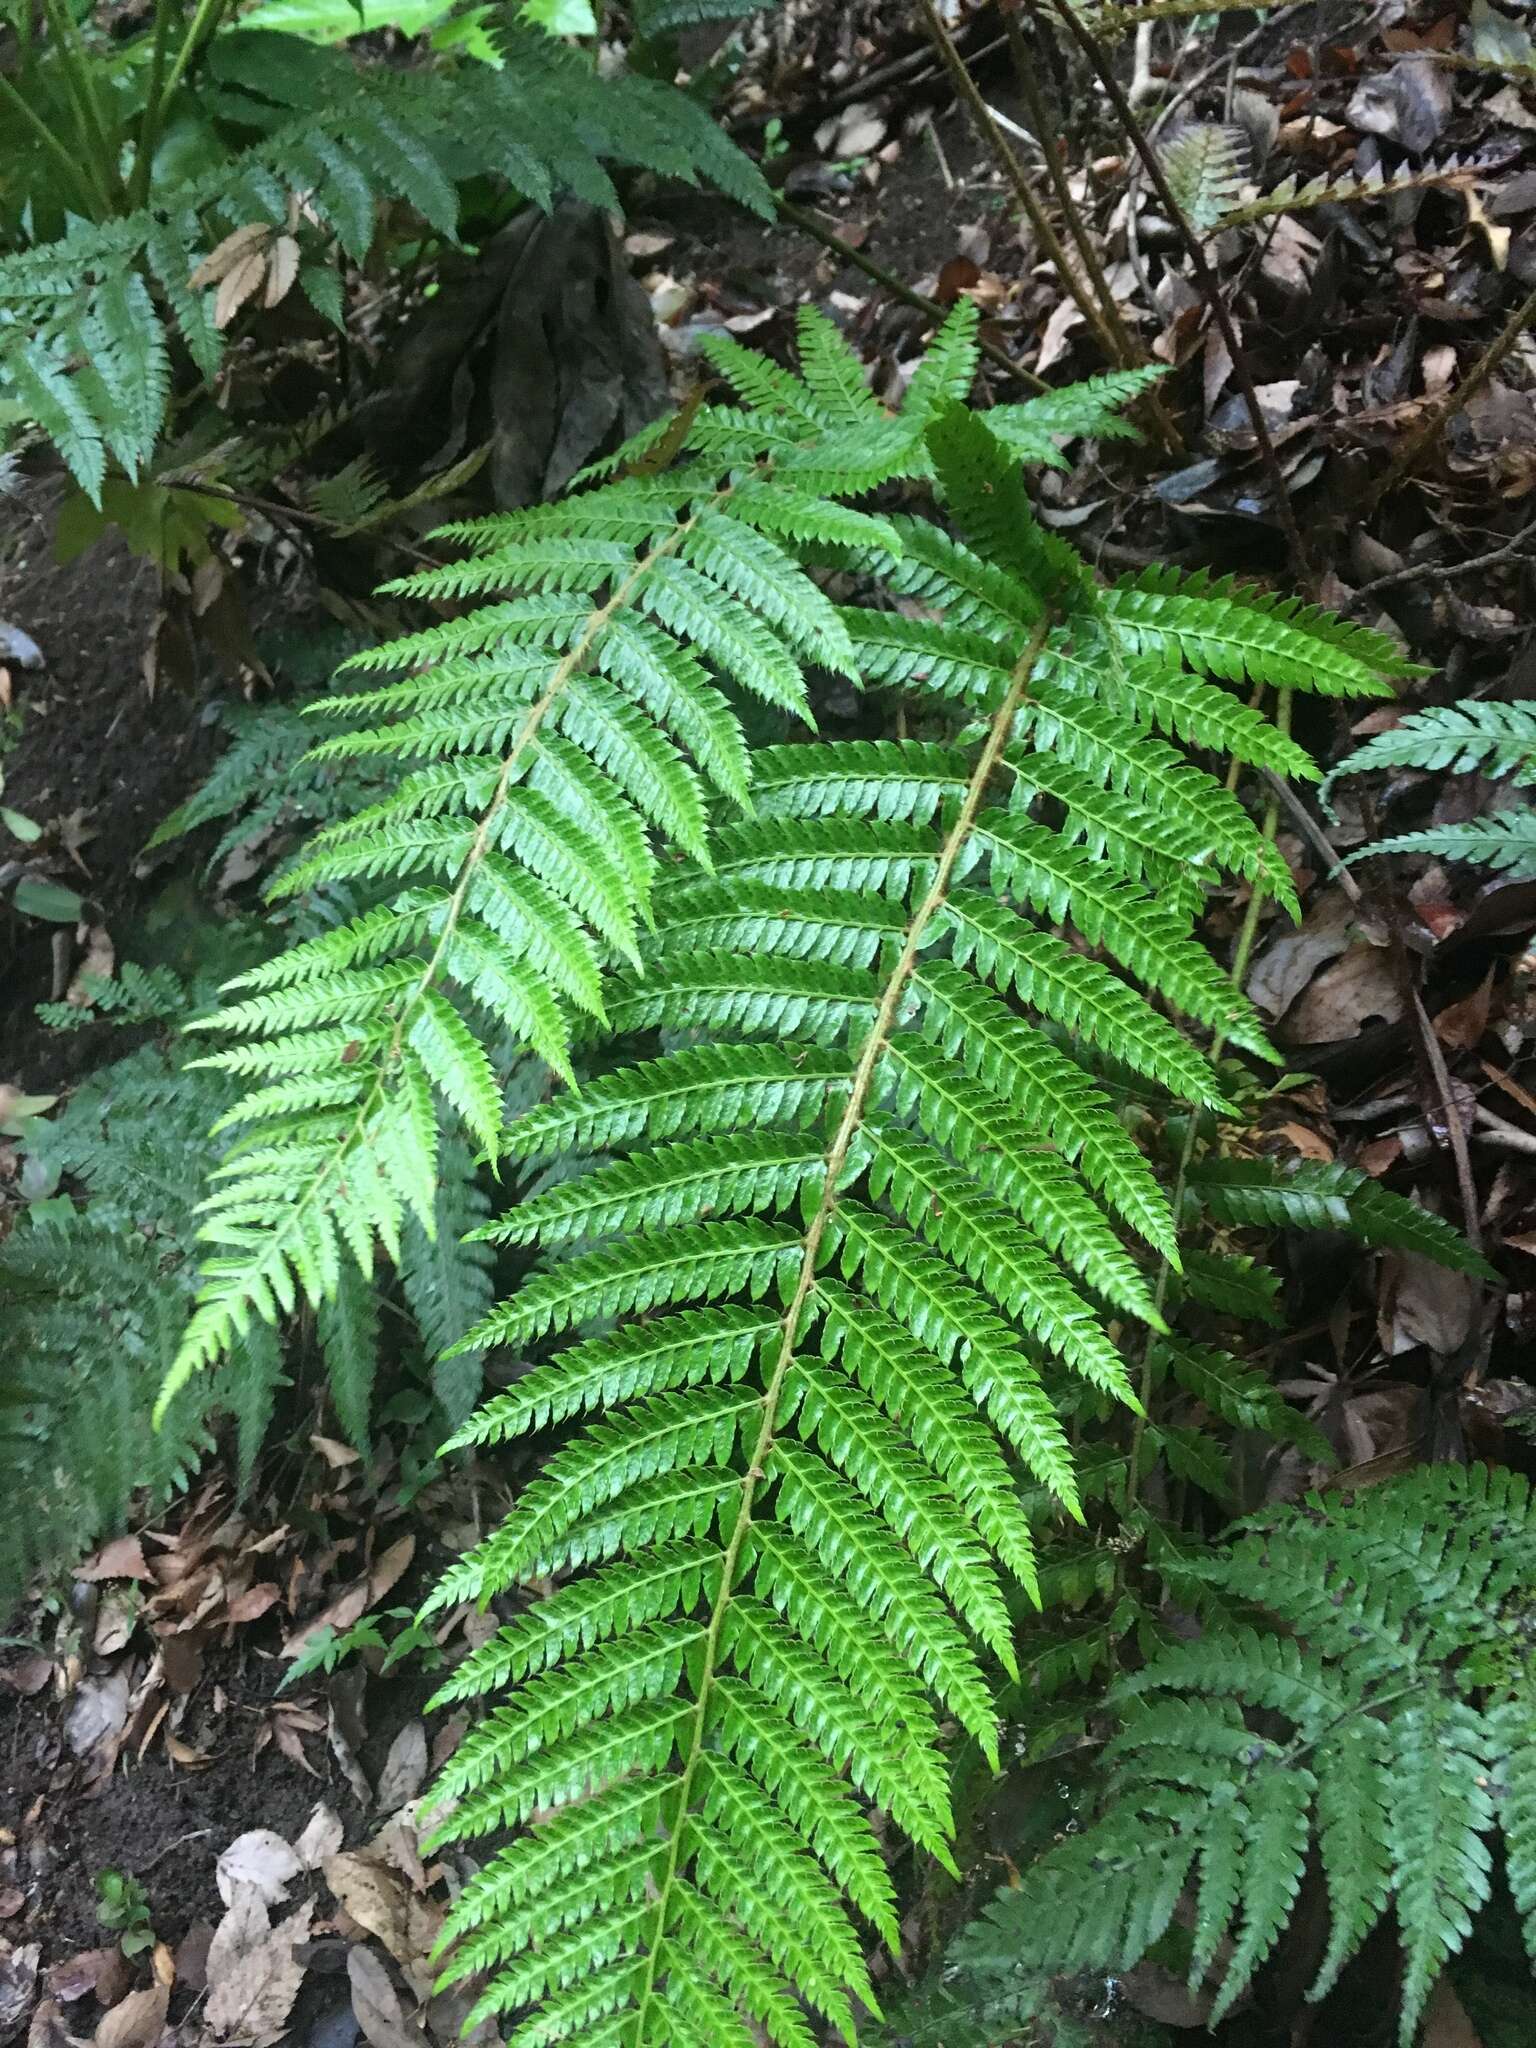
[[1322, 698, 1536, 815], [1348, 807, 1536, 877], [986, 1464, 1536, 2045], [402, 392, 1395, 2047], [1161, 122, 1246, 234]]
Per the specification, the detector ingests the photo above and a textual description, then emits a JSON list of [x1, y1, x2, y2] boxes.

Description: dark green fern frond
[[1, 22, 770, 502], [974, 1464, 1536, 2044], [408, 399, 1398, 2047]]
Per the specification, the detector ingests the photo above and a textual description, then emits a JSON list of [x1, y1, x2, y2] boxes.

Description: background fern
[[1327, 698, 1536, 878], [967, 1463, 1536, 2046], [0, 15, 769, 502]]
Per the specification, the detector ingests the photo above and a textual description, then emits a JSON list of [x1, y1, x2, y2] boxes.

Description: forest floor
[[7, 3, 1536, 2044]]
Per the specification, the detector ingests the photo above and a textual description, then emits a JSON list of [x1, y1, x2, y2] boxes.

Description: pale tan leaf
[[188, 224, 270, 291], [214, 250, 269, 331]]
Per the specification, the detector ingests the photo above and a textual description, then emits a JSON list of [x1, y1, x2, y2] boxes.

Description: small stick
[[1367, 280, 1536, 512], [775, 196, 1049, 392], [919, 0, 1128, 367], [1043, 0, 1313, 591]]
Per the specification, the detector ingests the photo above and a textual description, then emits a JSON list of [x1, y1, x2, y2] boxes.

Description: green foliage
[[0, 9, 768, 503], [1327, 697, 1536, 878], [968, 1464, 1536, 2046], [96, 1870, 156, 1959], [171, 316, 1415, 2045], [1161, 123, 1246, 234]]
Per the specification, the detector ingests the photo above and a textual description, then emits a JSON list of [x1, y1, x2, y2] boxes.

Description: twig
[[775, 196, 1049, 392], [1352, 529, 1536, 597], [1474, 1104, 1536, 1159], [1367, 280, 1536, 511], [1001, 10, 1165, 403], [920, 0, 1130, 368], [1128, 17, 1156, 103], [1042, 0, 1314, 591], [1259, 768, 1368, 910], [1409, 984, 1483, 1255]]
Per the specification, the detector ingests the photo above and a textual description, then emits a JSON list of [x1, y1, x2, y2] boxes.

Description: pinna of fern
[[404, 400, 1409, 2047], [966, 1461, 1536, 2047]]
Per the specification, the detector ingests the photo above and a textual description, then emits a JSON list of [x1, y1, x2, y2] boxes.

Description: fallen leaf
[[91, 1986, 165, 2048], [1283, 941, 1404, 1044], [374, 1724, 427, 1816], [0, 1658, 52, 1699], [63, 1674, 130, 1760], [43, 1955, 112, 2007], [223, 1584, 281, 1626], [284, 1537, 413, 1662], [293, 1806, 344, 1872], [1248, 889, 1356, 1016], [1422, 1975, 1485, 2047], [26, 2002, 79, 2048], [307, 1437, 359, 1471], [322, 1857, 441, 1998], [0, 1946, 40, 2047], [0, 1897, 20, 1926], [92, 1591, 138, 1659], [215, 1831, 301, 1909], [1380, 1252, 1476, 1356], [75, 1539, 151, 1584], [204, 1893, 312, 2046], [346, 1949, 419, 2048], [1434, 970, 1495, 1052]]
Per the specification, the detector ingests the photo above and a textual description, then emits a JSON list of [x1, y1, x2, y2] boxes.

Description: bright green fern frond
[[1349, 808, 1536, 878], [163, 343, 1402, 2044]]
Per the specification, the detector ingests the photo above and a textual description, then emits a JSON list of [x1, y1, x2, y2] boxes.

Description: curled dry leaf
[[187, 224, 268, 292], [293, 1804, 344, 1872], [63, 1673, 130, 1760], [92, 1985, 165, 2048], [215, 1832, 301, 1910]]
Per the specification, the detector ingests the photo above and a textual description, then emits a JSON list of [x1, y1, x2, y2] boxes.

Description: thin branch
[[1042, 0, 1314, 590], [775, 195, 1049, 393], [1367, 280, 1536, 511], [920, 0, 1129, 367]]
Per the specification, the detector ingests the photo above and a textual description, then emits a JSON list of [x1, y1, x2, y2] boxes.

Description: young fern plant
[[393, 391, 1408, 2039]]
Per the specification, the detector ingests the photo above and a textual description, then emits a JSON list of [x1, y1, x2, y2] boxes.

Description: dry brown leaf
[[214, 250, 268, 331], [92, 1984, 165, 2048], [375, 1723, 427, 1815], [204, 1894, 312, 2047], [263, 235, 300, 310], [1283, 941, 1404, 1044], [63, 1673, 130, 1759], [294, 1805, 344, 1872], [1380, 1252, 1476, 1356], [188, 224, 269, 291], [224, 1584, 281, 1626], [346, 1949, 419, 2048], [307, 1437, 359, 1471], [27, 2002, 82, 2048], [284, 1536, 413, 1661], [322, 1857, 440, 1998], [75, 1538, 151, 1584]]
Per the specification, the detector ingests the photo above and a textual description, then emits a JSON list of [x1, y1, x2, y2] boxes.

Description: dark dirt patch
[[0, 486, 225, 1088], [2, 1647, 332, 1959]]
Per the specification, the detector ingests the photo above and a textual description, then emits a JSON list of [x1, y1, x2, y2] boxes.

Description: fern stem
[[1043, 0, 1314, 591], [37, 0, 120, 212], [159, 0, 234, 106], [1000, 10, 1185, 456], [129, 0, 180, 208], [627, 619, 1052, 2037], [920, 0, 1130, 371], [0, 70, 102, 215]]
